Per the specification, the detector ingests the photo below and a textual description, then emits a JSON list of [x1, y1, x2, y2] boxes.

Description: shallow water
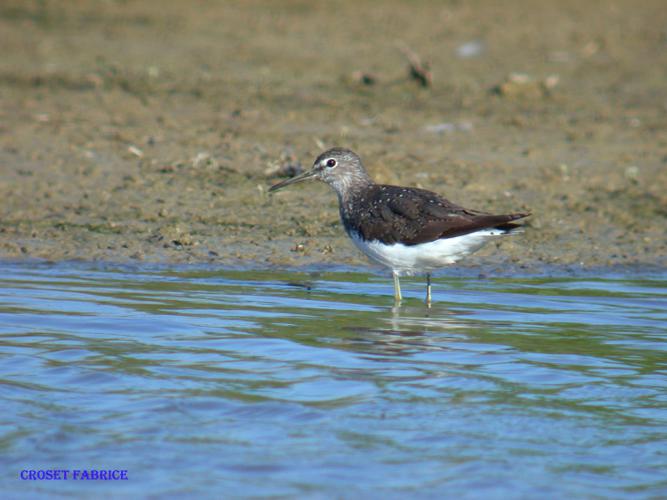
[[1, 263, 666, 498]]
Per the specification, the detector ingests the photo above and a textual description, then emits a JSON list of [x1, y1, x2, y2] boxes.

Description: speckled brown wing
[[350, 185, 529, 246]]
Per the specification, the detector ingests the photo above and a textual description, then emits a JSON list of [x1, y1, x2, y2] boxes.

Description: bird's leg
[[425, 273, 432, 308], [392, 270, 402, 303]]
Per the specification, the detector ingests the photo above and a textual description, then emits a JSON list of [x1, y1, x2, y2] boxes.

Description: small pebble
[[456, 40, 484, 59]]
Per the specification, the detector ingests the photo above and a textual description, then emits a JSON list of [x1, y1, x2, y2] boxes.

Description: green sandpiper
[[269, 148, 530, 306]]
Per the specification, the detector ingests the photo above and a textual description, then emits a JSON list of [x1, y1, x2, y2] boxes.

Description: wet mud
[[1, 1, 666, 270]]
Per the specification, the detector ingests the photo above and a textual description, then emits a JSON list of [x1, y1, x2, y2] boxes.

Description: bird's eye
[[326, 159, 336, 168]]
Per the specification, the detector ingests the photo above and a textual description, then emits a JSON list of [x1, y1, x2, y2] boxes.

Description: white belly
[[349, 230, 506, 275]]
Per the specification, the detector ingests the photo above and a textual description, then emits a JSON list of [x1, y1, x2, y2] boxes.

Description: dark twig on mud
[[396, 42, 432, 87]]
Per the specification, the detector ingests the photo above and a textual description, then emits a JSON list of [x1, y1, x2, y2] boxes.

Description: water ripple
[[0, 263, 665, 497]]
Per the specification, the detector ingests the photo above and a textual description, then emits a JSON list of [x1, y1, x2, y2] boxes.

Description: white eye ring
[[325, 158, 337, 168]]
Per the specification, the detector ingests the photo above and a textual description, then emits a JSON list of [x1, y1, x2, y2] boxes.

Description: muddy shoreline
[[1, 1, 666, 269], [3, 258, 666, 283]]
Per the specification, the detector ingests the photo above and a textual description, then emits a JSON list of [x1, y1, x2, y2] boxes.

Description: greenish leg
[[426, 273, 432, 308], [392, 271, 402, 303]]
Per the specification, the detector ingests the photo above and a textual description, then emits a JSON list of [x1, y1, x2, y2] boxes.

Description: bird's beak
[[268, 168, 318, 192]]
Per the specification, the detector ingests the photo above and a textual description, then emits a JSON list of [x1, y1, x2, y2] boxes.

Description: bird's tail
[[494, 212, 530, 234]]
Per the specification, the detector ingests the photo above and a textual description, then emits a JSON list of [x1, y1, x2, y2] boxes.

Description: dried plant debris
[[265, 149, 304, 179], [349, 70, 377, 86], [397, 42, 432, 87], [492, 73, 560, 98]]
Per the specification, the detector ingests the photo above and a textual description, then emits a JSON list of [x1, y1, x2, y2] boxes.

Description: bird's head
[[269, 148, 371, 196]]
